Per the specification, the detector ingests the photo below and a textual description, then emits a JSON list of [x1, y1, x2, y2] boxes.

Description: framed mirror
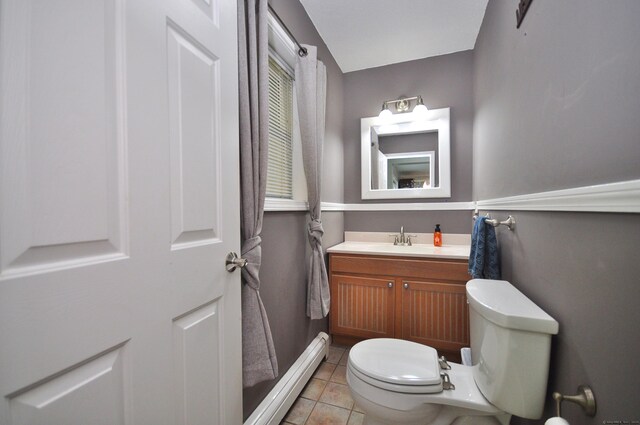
[[361, 107, 450, 199]]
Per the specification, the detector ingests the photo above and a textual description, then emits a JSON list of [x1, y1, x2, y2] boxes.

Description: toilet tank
[[466, 279, 559, 420]]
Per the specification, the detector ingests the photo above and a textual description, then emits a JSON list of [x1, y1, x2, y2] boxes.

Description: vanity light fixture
[[379, 96, 429, 118]]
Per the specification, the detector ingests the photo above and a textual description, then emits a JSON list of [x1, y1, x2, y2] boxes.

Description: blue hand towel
[[468, 216, 501, 279]]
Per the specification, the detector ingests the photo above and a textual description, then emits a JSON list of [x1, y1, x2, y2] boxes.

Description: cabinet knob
[[403, 283, 409, 289], [388, 282, 393, 288]]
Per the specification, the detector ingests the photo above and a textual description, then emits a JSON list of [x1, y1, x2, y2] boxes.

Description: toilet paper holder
[[552, 385, 597, 417]]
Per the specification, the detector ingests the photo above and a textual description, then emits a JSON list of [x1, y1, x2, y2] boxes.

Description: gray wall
[[243, 0, 345, 418], [343, 51, 475, 235], [474, 1, 640, 423], [243, 211, 343, 417], [344, 210, 471, 234]]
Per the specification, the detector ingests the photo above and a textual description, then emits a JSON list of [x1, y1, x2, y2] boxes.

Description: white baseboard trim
[[244, 332, 329, 425], [476, 179, 640, 213]]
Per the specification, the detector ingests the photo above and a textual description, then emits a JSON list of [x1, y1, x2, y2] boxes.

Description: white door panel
[[0, 0, 241, 423], [0, 0, 127, 277], [173, 301, 222, 425], [8, 345, 128, 425], [167, 22, 221, 248]]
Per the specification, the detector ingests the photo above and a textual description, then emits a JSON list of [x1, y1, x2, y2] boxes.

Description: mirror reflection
[[371, 131, 438, 190]]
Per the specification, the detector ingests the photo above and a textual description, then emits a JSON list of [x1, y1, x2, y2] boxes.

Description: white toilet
[[346, 279, 559, 425]]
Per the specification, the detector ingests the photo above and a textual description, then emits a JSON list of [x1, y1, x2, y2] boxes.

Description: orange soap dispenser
[[433, 224, 442, 247]]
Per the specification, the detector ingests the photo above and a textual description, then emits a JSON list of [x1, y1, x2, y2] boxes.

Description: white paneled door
[[0, 0, 242, 424]]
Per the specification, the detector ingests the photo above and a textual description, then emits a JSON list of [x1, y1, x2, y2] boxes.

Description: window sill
[[264, 198, 308, 211]]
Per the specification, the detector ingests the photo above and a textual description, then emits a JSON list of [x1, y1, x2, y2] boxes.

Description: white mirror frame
[[361, 107, 451, 199]]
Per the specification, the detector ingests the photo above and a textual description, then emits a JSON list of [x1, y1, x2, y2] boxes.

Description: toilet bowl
[[345, 279, 559, 425], [346, 338, 508, 425]]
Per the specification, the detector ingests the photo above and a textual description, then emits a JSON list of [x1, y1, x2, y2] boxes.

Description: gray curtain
[[295, 45, 329, 320], [237, 0, 278, 387]]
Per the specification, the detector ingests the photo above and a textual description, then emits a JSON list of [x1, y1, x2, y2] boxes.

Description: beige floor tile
[[313, 362, 337, 381], [329, 365, 347, 385], [305, 402, 351, 425], [301, 378, 328, 401], [347, 411, 365, 425], [319, 382, 354, 410], [326, 346, 345, 364], [338, 349, 350, 366], [282, 397, 315, 425], [352, 403, 364, 414]]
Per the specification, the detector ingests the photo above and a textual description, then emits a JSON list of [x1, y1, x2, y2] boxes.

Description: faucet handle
[[406, 234, 418, 246], [388, 234, 399, 245]]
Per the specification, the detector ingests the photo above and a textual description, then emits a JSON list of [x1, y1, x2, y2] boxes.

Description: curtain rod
[[267, 4, 308, 57]]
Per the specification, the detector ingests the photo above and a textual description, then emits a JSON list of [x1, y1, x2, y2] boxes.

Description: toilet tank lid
[[466, 279, 559, 335]]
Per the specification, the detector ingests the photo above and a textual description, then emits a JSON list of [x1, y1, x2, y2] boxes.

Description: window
[[265, 12, 307, 208], [266, 56, 294, 199]]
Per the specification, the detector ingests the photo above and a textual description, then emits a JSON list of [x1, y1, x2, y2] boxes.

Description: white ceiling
[[298, 0, 489, 73]]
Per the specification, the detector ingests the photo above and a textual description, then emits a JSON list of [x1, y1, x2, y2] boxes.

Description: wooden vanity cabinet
[[329, 274, 396, 340], [400, 279, 469, 353], [329, 253, 470, 359]]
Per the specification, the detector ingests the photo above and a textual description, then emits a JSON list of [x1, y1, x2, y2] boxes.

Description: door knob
[[226, 252, 247, 272]]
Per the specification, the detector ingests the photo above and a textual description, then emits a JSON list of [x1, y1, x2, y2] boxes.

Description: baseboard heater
[[244, 332, 329, 425]]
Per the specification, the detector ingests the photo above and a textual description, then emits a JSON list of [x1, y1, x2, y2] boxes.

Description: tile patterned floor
[[281, 345, 365, 425]]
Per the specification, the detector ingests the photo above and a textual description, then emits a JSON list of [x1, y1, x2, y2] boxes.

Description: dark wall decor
[[516, 0, 533, 28]]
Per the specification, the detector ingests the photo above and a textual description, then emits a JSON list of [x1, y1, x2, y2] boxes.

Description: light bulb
[[379, 108, 392, 119], [413, 103, 428, 118]]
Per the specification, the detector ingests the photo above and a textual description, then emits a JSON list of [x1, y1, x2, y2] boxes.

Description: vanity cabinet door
[[330, 274, 396, 339], [400, 280, 470, 354]]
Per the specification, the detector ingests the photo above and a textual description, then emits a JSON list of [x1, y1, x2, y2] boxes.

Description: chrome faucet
[[389, 226, 416, 246]]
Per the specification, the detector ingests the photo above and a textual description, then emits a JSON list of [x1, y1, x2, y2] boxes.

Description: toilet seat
[[348, 361, 443, 394], [347, 359, 504, 415], [348, 338, 443, 393]]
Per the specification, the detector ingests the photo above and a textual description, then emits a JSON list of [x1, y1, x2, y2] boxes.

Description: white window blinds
[[266, 56, 294, 199]]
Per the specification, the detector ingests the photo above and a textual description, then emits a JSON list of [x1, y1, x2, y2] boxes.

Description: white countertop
[[327, 240, 471, 260]]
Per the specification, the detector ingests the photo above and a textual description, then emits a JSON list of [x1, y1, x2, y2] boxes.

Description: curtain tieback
[[241, 235, 262, 290], [307, 219, 324, 247]]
